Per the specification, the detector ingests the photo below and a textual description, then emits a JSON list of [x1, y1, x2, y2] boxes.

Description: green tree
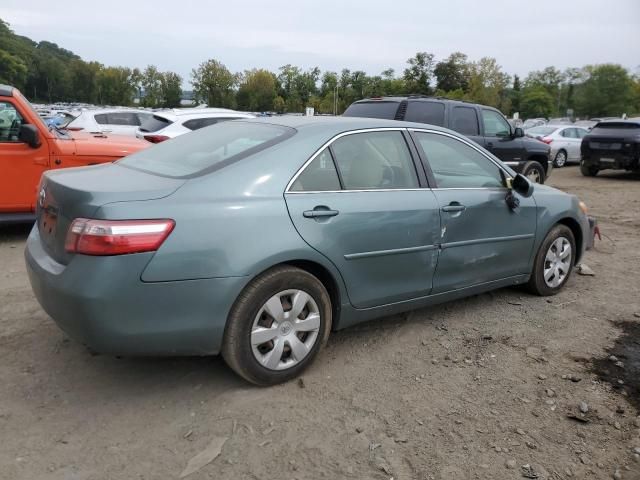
[[465, 57, 510, 111], [520, 85, 555, 119], [95, 67, 135, 105], [434, 52, 470, 92], [574, 64, 634, 117], [191, 59, 237, 108], [0, 50, 28, 88], [403, 52, 435, 95], [140, 65, 163, 107], [236, 69, 277, 111], [160, 71, 182, 108]]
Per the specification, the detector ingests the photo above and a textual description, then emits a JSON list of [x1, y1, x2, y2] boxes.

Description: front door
[[285, 130, 441, 309], [0, 101, 49, 213], [481, 109, 525, 163], [411, 130, 537, 294]]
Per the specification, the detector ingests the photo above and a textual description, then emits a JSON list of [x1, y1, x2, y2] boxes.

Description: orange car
[[0, 85, 150, 223]]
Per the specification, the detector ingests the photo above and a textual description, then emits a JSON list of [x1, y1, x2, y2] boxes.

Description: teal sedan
[[25, 116, 592, 385]]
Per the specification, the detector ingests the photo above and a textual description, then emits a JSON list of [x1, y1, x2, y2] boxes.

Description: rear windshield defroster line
[[118, 121, 296, 179]]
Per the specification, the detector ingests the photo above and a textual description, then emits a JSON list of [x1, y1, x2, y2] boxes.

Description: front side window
[[119, 121, 294, 178], [290, 149, 341, 192], [415, 132, 504, 189], [0, 102, 23, 142], [576, 128, 589, 138], [451, 107, 479, 136], [482, 110, 511, 137], [331, 131, 419, 190]]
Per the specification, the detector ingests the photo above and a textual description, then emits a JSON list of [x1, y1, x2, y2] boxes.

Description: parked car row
[[525, 125, 590, 167]]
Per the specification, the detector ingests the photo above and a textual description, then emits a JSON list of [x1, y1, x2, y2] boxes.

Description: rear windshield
[[139, 114, 173, 133], [592, 122, 640, 132], [343, 101, 399, 120], [119, 121, 295, 178], [527, 126, 557, 136]]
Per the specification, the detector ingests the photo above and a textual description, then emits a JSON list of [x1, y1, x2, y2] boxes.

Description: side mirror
[[511, 173, 534, 197], [18, 124, 40, 148], [513, 127, 524, 138]]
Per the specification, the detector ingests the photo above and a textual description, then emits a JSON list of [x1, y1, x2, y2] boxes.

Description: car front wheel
[[554, 150, 567, 168], [522, 161, 546, 184], [222, 266, 332, 385], [527, 224, 576, 296]]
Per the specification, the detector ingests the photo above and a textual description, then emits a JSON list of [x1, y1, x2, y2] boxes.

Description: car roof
[[80, 108, 151, 115], [240, 115, 458, 136], [350, 95, 493, 109]]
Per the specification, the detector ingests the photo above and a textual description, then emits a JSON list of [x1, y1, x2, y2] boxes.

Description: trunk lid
[[37, 163, 185, 265]]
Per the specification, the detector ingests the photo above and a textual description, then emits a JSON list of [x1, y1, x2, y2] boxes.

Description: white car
[[135, 108, 255, 143], [526, 124, 590, 167], [66, 109, 154, 136]]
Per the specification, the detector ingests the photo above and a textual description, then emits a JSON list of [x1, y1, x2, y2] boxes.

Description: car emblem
[[38, 187, 46, 208]]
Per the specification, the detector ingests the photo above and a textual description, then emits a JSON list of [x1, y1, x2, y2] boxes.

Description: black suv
[[580, 119, 640, 176], [344, 96, 552, 183]]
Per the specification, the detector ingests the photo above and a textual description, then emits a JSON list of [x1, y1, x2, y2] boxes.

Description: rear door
[[0, 100, 49, 213], [481, 109, 524, 162], [411, 129, 536, 294], [448, 105, 484, 147], [285, 129, 441, 309]]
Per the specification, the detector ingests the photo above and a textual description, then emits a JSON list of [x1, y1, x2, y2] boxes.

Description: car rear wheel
[[580, 161, 599, 177], [522, 161, 546, 184], [222, 265, 332, 385], [554, 150, 567, 168], [527, 224, 576, 296]]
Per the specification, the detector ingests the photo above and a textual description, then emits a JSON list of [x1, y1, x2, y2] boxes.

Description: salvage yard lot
[[1, 167, 639, 480]]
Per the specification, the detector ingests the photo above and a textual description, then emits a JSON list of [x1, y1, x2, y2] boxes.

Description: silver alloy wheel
[[555, 150, 567, 167], [250, 289, 321, 371], [543, 236, 572, 288], [526, 168, 542, 183]]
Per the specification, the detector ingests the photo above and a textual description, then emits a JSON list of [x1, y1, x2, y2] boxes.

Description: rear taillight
[[144, 135, 170, 143], [65, 218, 175, 256], [540, 137, 553, 144]]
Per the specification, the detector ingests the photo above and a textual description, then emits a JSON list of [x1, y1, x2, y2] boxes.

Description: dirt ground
[[1, 167, 640, 480]]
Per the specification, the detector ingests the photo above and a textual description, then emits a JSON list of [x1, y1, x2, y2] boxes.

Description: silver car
[[526, 125, 590, 167]]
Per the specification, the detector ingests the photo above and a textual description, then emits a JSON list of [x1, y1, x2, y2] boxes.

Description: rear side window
[[404, 101, 445, 126], [119, 122, 294, 178], [106, 112, 141, 126], [94, 113, 108, 125], [343, 101, 399, 120], [290, 149, 341, 192], [450, 107, 479, 136], [140, 114, 173, 132], [331, 131, 418, 189]]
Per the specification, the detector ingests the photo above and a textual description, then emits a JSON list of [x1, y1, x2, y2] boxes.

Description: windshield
[[119, 121, 295, 178], [527, 126, 557, 136], [343, 101, 400, 120], [15, 90, 49, 131]]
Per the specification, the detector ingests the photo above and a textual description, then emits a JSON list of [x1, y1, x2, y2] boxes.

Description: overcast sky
[[2, 0, 639, 87]]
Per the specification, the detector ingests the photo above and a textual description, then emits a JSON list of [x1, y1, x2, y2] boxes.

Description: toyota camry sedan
[[26, 117, 593, 385]]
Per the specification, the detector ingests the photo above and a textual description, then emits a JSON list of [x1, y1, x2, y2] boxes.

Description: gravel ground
[[1, 167, 639, 480]]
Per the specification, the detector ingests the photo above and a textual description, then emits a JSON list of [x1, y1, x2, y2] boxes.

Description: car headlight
[[579, 201, 588, 215]]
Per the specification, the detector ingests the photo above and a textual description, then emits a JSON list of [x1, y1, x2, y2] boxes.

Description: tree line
[[2, 19, 639, 118]]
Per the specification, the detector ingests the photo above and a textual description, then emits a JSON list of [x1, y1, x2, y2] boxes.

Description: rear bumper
[[582, 153, 640, 171], [25, 225, 247, 356]]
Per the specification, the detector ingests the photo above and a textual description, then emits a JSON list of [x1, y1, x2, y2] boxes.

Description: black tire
[[222, 265, 332, 386], [527, 224, 576, 296], [522, 161, 546, 184], [553, 150, 567, 168], [580, 161, 599, 177]]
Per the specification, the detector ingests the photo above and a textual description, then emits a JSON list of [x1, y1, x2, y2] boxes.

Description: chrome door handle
[[303, 209, 339, 218], [441, 203, 466, 213]]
